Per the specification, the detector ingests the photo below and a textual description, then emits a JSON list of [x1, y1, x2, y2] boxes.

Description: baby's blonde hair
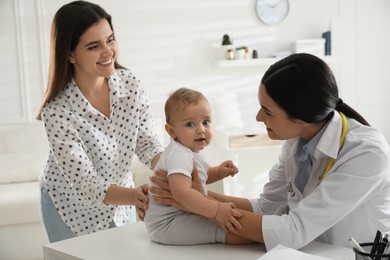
[[164, 87, 208, 124]]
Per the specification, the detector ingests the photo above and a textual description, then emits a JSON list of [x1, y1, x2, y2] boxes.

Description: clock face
[[256, 0, 289, 25]]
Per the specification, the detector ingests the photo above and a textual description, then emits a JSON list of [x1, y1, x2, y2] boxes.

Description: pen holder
[[353, 242, 390, 260]]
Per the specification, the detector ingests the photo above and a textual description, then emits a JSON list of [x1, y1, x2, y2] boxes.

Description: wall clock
[[255, 0, 289, 26]]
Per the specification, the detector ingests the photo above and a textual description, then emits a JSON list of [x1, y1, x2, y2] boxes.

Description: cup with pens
[[349, 231, 390, 260]]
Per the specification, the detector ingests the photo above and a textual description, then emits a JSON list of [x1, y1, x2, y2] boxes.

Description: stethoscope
[[286, 112, 348, 197]]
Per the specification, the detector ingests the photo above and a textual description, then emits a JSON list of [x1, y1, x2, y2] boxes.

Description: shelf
[[228, 134, 284, 149], [216, 58, 281, 68], [216, 55, 336, 68], [213, 127, 284, 151]]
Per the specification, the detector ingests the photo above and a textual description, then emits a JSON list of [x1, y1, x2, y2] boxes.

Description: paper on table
[[258, 244, 332, 260]]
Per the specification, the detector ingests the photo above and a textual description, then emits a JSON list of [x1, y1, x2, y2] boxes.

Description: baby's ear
[[165, 123, 176, 139]]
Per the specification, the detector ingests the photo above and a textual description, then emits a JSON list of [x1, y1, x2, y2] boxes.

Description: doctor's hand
[[149, 170, 188, 212], [149, 162, 204, 210], [213, 202, 243, 233]]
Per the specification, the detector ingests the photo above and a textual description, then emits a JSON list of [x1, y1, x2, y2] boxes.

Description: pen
[[382, 234, 389, 249], [376, 234, 389, 258], [349, 237, 372, 260], [385, 239, 390, 255], [371, 230, 382, 254], [385, 233, 390, 254]]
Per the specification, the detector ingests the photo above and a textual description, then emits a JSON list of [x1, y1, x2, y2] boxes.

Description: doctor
[[145, 53, 390, 250]]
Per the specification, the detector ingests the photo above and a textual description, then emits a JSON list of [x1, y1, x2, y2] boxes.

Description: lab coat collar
[[285, 112, 343, 160], [315, 112, 344, 160], [284, 112, 344, 199]]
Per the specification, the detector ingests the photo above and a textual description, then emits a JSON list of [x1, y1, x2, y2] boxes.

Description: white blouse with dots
[[40, 69, 164, 236]]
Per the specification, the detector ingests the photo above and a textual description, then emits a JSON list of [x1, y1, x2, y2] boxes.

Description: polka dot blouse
[[40, 69, 164, 236]]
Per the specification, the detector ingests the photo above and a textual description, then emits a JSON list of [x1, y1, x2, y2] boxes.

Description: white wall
[[344, 0, 390, 139], [1, 0, 389, 190]]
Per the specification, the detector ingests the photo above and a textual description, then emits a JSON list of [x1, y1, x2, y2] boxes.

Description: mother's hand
[[135, 184, 149, 221]]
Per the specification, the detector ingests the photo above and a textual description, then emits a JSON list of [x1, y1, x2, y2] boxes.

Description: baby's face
[[168, 100, 212, 153]]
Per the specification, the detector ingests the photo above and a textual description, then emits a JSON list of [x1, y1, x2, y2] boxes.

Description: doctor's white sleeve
[[250, 143, 290, 215]]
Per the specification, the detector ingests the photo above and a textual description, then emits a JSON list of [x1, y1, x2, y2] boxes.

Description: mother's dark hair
[[36, 0, 126, 120], [261, 53, 369, 126]]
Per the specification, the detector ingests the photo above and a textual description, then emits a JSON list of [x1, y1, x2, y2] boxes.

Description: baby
[[145, 87, 250, 245]]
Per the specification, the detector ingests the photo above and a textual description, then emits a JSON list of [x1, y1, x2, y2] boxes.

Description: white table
[[43, 222, 354, 260]]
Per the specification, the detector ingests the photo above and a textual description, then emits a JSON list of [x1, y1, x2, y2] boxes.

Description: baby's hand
[[217, 160, 238, 178], [213, 202, 242, 233]]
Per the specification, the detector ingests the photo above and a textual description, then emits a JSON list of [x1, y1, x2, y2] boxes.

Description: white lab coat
[[250, 112, 390, 250]]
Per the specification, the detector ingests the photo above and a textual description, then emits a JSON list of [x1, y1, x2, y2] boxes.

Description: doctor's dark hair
[[36, 0, 126, 120], [261, 53, 369, 126]]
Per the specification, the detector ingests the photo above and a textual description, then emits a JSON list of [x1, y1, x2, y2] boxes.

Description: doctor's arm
[[207, 190, 254, 212], [233, 209, 264, 243], [207, 190, 265, 243]]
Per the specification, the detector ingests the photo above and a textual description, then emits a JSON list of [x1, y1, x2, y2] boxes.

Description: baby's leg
[[150, 212, 225, 245]]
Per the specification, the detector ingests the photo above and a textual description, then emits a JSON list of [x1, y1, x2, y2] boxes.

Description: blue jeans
[[40, 187, 116, 243]]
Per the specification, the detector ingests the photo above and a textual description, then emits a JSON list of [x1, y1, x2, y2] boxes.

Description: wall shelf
[[216, 55, 336, 68], [213, 127, 284, 151]]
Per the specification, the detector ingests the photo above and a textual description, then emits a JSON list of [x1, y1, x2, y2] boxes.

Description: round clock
[[255, 0, 289, 26]]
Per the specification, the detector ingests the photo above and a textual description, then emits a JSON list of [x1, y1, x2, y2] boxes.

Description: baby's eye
[[202, 120, 211, 126], [185, 122, 195, 127]]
